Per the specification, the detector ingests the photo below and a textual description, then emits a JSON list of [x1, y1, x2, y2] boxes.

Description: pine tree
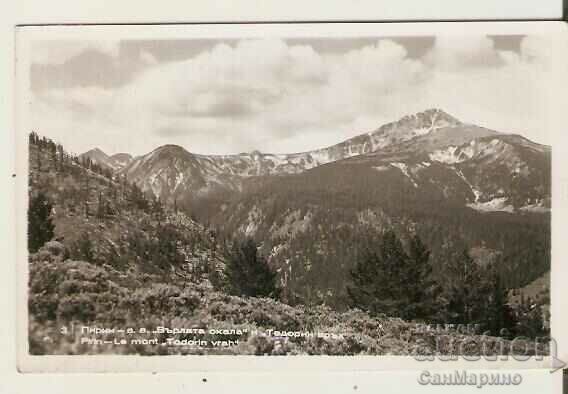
[[224, 237, 279, 298], [151, 224, 183, 271], [403, 234, 441, 320], [29, 131, 39, 145], [28, 192, 55, 253], [56, 144, 65, 172], [484, 264, 516, 336], [442, 249, 485, 325], [347, 230, 439, 320], [129, 183, 148, 211], [96, 191, 108, 218], [347, 245, 379, 312], [347, 231, 407, 316], [35, 143, 42, 173], [84, 175, 90, 217], [49, 141, 57, 168]]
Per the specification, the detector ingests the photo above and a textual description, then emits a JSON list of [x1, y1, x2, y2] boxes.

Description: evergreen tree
[[56, 144, 65, 172], [84, 175, 90, 217], [96, 191, 113, 218], [224, 237, 279, 298], [96, 191, 105, 218], [150, 224, 179, 270], [441, 249, 485, 325], [129, 183, 148, 211], [28, 192, 55, 253], [404, 235, 442, 320], [484, 264, 516, 336], [347, 230, 439, 320], [35, 142, 42, 173], [29, 131, 39, 145], [49, 141, 57, 167]]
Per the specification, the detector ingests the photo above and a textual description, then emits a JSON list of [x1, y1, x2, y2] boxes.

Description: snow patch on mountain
[[390, 162, 418, 187], [519, 201, 550, 213], [270, 209, 313, 240], [453, 168, 482, 202], [414, 126, 434, 137], [429, 142, 476, 164], [429, 146, 460, 164], [147, 171, 162, 196], [467, 197, 514, 213], [174, 172, 185, 191], [240, 205, 263, 236]]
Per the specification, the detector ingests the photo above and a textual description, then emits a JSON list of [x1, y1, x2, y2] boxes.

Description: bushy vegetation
[[29, 244, 546, 356]]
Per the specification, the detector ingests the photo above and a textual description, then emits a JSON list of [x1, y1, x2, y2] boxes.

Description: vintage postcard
[[14, 22, 568, 373]]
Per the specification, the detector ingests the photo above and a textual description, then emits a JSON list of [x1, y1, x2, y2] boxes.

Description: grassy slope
[[30, 244, 542, 356]]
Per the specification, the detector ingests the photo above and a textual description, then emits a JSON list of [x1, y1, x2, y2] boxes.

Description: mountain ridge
[[84, 108, 549, 162], [80, 148, 133, 171], [85, 108, 475, 165], [80, 108, 550, 215]]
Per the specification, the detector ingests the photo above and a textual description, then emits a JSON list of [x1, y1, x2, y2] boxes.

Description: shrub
[[56, 293, 97, 322]]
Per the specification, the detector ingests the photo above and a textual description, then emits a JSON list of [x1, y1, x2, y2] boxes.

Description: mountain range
[[79, 108, 551, 306], [79, 148, 133, 171], [81, 108, 550, 214]]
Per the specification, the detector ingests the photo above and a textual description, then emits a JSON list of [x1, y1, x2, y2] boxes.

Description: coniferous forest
[[27, 131, 550, 356]]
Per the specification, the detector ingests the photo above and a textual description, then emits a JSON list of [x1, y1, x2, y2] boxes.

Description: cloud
[[139, 50, 158, 66], [32, 40, 120, 65], [31, 42, 160, 91], [30, 35, 555, 156], [425, 36, 503, 70]]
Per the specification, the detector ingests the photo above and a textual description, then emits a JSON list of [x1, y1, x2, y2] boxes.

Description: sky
[[29, 35, 553, 156]]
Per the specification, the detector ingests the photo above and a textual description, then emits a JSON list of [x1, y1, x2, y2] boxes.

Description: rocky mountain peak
[[80, 147, 112, 167], [418, 108, 462, 126], [83, 147, 109, 158], [374, 108, 462, 137], [80, 148, 134, 170], [149, 144, 194, 160]]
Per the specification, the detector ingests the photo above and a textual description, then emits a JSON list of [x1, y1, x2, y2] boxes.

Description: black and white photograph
[[18, 25, 555, 361]]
